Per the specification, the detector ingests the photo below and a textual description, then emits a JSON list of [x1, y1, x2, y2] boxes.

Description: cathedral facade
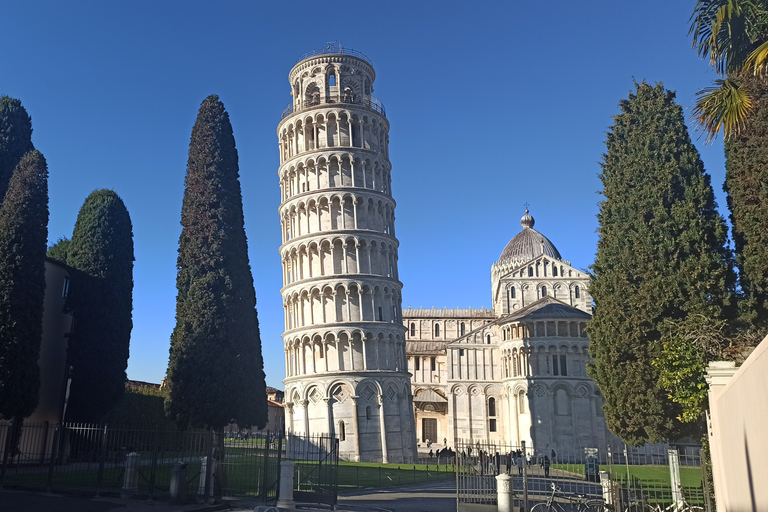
[[404, 211, 620, 456]]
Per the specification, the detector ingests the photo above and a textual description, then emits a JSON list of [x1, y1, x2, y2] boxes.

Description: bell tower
[[277, 44, 416, 463]]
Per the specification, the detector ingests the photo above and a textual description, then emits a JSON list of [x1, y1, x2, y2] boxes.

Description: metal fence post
[[46, 425, 60, 492], [202, 429, 214, 503], [522, 440, 528, 512], [95, 425, 108, 496], [149, 425, 159, 499]]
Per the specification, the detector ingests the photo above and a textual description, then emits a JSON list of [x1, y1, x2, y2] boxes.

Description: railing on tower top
[[281, 95, 386, 119], [293, 43, 373, 66]]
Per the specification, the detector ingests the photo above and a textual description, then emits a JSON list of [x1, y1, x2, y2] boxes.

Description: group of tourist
[[461, 447, 552, 477]]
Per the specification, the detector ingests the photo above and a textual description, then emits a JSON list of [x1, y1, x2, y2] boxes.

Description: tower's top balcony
[[292, 43, 373, 67], [284, 43, 383, 121]]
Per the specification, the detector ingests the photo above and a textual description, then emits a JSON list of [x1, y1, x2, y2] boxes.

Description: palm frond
[[743, 38, 768, 73], [692, 78, 753, 143], [690, 0, 757, 75]]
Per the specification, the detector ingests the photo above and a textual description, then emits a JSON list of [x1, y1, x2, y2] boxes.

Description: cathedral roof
[[496, 210, 562, 268]]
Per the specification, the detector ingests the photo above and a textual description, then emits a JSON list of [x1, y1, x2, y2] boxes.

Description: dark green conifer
[[165, 95, 267, 430], [46, 237, 70, 265], [65, 190, 134, 422], [0, 97, 34, 205], [0, 151, 48, 421], [723, 74, 768, 327], [588, 82, 735, 445]]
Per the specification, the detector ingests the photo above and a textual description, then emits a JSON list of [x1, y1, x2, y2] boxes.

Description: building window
[[459, 348, 464, 357], [460, 322, 466, 336], [488, 397, 496, 416], [329, 71, 336, 86], [541, 286, 547, 297], [560, 355, 568, 376], [366, 406, 372, 420], [552, 355, 559, 376], [410, 322, 415, 337], [378, 307, 383, 321], [510, 286, 516, 299], [339, 421, 346, 441], [415, 357, 420, 371], [528, 267, 534, 277], [434, 323, 440, 337], [430, 357, 436, 371], [553, 266, 558, 276], [575, 285, 581, 299], [486, 334, 491, 344], [489, 419, 497, 432]]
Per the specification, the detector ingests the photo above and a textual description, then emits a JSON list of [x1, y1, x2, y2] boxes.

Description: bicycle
[[623, 500, 703, 512], [530, 483, 608, 512]]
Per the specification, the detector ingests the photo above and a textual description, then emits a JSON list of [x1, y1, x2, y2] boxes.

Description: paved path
[[1, 481, 456, 512], [335, 479, 456, 512]]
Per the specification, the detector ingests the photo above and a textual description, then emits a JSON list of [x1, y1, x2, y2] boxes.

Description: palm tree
[[690, 0, 768, 142]]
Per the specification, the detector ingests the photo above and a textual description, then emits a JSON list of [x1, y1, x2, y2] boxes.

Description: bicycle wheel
[[681, 506, 703, 512], [531, 503, 555, 512], [584, 499, 613, 512], [623, 504, 653, 512]]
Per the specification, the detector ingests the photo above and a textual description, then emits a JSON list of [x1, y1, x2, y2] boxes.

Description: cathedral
[[276, 44, 617, 463], [404, 211, 621, 456]]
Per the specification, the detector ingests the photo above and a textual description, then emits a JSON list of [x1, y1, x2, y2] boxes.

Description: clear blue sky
[[1, 1, 726, 390]]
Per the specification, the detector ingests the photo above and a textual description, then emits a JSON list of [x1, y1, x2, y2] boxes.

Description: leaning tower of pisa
[[277, 45, 417, 463]]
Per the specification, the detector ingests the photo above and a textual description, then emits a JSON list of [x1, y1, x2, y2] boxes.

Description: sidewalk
[[1, 479, 456, 512]]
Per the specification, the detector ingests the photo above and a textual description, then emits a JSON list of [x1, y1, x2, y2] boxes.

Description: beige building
[[405, 211, 620, 456]]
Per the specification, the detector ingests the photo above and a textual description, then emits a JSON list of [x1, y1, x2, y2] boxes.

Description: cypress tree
[[0, 97, 34, 205], [588, 82, 734, 445], [65, 189, 134, 422], [165, 95, 267, 430], [723, 74, 768, 327], [0, 151, 48, 421]]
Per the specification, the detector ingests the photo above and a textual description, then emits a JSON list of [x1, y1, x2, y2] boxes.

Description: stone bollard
[[276, 460, 295, 509], [198, 456, 208, 496], [496, 473, 513, 512], [170, 461, 188, 503], [600, 471, 613, 506], [121, 452, 140, 497]]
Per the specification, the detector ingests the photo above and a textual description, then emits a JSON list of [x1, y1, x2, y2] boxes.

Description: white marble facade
[[405, 212, 621, 456], [278, 47, 417, 463]]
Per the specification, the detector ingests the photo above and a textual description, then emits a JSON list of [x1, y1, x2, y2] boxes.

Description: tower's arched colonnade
[[278, 48, 416, 463]]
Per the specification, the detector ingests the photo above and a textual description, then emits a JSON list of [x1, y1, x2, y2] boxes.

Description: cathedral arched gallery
[[404, 211, 622, 456]]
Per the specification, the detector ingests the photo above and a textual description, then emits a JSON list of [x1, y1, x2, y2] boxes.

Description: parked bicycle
[[623, 499, 703, 512], [530, 483, 608, 512]]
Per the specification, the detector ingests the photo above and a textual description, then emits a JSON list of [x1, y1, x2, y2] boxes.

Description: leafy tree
[[65, 190, 134, 422], [0, 97, 34, 204], [165, 95, 267, 430], [588, 82, 735, 445], [46, 237, 70, 265], [0, 151, 48, 422]]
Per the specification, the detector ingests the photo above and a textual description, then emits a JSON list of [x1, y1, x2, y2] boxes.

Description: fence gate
[[288, 434, 339, 507]]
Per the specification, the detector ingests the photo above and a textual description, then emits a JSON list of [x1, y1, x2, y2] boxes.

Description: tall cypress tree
[[588, 82, 735, 445], [0, 97, 34, 205], [0, 151, 48, 421], [165, 95, 267, 430], [65, 189, 134, 422], [723, 74, 768, 327]]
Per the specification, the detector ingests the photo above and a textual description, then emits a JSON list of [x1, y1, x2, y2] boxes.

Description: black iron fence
[[0, 421, 284, 504], [455, 440, 712, 512]]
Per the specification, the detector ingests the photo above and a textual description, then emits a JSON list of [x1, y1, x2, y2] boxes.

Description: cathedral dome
[[497, 210, 562, 267]]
